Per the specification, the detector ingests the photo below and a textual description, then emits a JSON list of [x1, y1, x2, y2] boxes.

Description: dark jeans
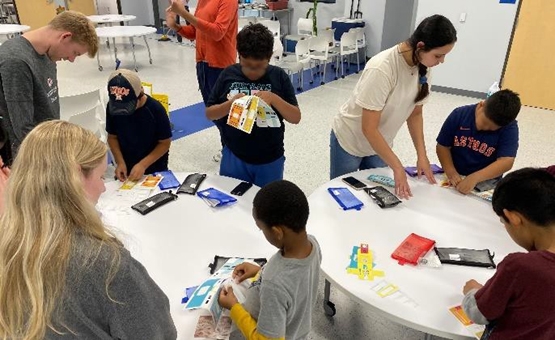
[[196, 61, 225, 147]]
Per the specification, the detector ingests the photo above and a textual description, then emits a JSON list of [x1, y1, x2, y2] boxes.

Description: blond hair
[[0, 121, 122, 339], [49, 11, 99, 57]]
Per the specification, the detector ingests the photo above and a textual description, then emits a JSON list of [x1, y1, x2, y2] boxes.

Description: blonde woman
[[0, 121, 176, 339]]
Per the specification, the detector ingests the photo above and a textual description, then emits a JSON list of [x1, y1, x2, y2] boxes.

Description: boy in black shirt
[[106, 69, 172, 181], [206, 24, 301, 187]]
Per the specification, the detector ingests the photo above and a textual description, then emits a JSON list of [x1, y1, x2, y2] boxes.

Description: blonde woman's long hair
[[0, 120, 122, 339]]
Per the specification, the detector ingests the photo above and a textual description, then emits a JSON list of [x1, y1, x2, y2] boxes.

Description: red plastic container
[[266, 0, 289, 10]]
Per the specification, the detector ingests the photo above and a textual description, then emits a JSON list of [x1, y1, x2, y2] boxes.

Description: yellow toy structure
[[347, 243, 385, 281]]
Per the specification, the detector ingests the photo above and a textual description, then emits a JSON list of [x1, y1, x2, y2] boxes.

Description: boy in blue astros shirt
[[205, 24, 301, 188], [436, 89, 521, 194]]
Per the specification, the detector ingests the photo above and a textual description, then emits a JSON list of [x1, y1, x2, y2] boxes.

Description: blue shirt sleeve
[[436, 108, 459, 147], [495, 121, 519, 158]]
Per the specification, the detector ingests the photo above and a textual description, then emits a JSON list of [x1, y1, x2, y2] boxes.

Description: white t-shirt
[[332, 44, 430, 157]]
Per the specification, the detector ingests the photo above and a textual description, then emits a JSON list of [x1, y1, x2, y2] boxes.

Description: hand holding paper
[[218, 286, 238, 310], [254, 91, 275, 106], [233, 262, 261, 283]]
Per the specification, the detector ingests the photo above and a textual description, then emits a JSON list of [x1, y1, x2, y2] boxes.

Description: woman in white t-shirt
[[330, 15, 457, 199]]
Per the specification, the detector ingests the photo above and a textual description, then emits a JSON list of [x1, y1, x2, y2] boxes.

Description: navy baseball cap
[[107, 69, 142, 115]]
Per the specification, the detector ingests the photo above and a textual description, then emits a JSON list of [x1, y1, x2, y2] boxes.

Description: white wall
[[381, 0, 416, 50], [415, 0, 519, 93], [95, 0, 119, 15], [344, 0, 386, 57], [120, 0, 155, 25]]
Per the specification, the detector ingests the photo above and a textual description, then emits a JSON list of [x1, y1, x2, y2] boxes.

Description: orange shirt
[[178, 0, 238, 69]]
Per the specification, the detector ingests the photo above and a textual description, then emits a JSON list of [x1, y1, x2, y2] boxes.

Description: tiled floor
[[59, 35, 555, 340]]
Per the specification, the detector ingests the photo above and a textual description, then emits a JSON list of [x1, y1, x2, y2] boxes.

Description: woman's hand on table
[[416, 156, 437, 184], [393, 167, 412, 200]]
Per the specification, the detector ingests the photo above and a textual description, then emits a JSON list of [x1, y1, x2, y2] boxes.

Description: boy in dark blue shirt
[[436, 89, 521, 194], [106, 69, 172, 182], [205, 24, 301, 188]]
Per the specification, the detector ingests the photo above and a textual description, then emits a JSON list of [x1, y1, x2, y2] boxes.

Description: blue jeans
[[196, 61, 223, 104], [196, 62, 225, 146], [220, 147, 285, 188], [329, 130, 387, 179]]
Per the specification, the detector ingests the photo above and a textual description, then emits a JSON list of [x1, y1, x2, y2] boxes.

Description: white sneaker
[[213, 150, 222, 162]]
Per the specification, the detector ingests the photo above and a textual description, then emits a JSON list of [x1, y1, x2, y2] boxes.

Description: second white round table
[[308, 168, 521, 339]]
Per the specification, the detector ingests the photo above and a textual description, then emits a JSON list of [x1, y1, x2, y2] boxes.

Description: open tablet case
[[208, 255, 268, 275], [434, 247, 496, 269]]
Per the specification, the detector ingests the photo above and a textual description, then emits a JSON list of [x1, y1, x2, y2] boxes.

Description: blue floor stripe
[[169, 61, 365, 141], [290, 61, 364, 94], [169, 102, 214, 140]]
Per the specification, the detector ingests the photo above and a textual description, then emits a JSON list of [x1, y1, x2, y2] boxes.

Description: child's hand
[[229, 92, 246, 102], [456, 174, 479, 195], [255, 91, 275, 106], [128, 163, 146, 181], [115, 163, 127, 182], [218, 286, 239, 310], [233, 262, 261, 283], [445, 169, 463, 187], [463, 279, 483, 295]]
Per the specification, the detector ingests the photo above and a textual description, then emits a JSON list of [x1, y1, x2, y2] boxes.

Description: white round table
[[95, 26, 157, 72], [0, 24, 30, 38], [97, 173, 273, 340], [308, 168, 521, 339], [88, 15, 137, 50], [87, 14, 137, 25]]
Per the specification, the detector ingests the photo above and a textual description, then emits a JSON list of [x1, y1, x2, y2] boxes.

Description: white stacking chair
[[293, 37, 314, 86], [308, 36, 334, 85], [68, 107, 106, 142], [350, 27, 367, 72], [284, 18, 313, 52], [272, 38, 304, 91], [333, 31, 358, 79], [59, 89, 103, 122]]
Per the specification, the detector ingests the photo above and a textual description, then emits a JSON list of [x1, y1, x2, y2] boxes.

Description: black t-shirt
[[207, 64, 298, 164], [106, 95, 172, 174]]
